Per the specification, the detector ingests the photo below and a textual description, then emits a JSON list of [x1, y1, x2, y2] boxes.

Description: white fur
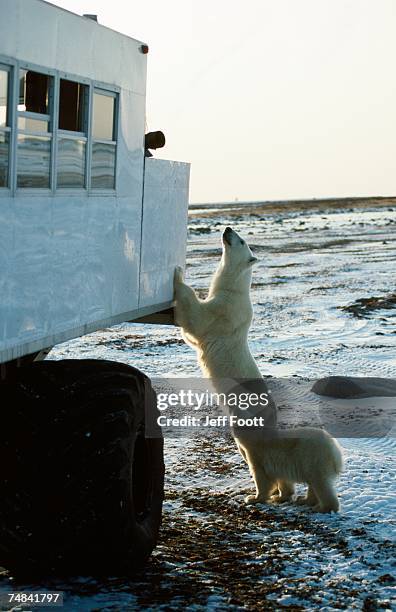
[[174, 227, 343, 513]]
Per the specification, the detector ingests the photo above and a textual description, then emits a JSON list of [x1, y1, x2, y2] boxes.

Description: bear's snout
[[223, 226, 234, 245]]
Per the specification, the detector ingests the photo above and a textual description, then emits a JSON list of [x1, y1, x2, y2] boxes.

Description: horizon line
[[189, 195, 396, 209]]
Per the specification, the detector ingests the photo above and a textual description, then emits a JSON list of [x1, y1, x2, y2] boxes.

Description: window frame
[[15, 61, 56, 194], [17, 111, 51, 135], [58, 78, 88, 136], [0, 56, 121, 197], [0, 62, 13, 192], [56, 132, 88, 190], [56, 76, 89, 191], [89, 87, 119, 194]]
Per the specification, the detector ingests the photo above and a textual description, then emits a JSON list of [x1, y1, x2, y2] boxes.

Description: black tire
[[0, 359, 164, 575]]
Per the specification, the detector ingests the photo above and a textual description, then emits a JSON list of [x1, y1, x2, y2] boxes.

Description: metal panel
[[0, 190, 143, 362], [139, 159, 190, 308], [7, 195, 53, 343], [0, 301, 173, 364]]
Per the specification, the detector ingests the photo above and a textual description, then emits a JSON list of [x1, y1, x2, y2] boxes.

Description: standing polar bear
[[174, 226, 343, 513]]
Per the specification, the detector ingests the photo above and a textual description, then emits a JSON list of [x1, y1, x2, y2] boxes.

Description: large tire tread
[[0, 359, 164, 575]]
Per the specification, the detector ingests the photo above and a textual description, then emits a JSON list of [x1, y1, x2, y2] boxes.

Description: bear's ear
[[248, 256, 258, 265]]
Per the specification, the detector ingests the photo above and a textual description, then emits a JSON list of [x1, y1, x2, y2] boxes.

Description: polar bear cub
[[174, 226, 343, 512]]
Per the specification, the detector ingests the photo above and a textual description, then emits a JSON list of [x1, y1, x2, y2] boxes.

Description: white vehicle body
[[0, 0, 190, 364]]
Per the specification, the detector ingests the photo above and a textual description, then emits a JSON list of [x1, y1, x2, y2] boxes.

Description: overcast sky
[[50, 0, 396, 203]]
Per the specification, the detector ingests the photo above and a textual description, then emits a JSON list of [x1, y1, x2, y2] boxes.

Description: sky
[[49, 0, 396, 203]]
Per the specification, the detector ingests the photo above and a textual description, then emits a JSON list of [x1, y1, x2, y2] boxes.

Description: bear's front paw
[[244, 494, 267, 505], [271, 493, 293, 504], [174, 266, 184, 284]]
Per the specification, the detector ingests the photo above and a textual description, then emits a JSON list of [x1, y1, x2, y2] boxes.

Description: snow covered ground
[[1, 203, 395, 610]]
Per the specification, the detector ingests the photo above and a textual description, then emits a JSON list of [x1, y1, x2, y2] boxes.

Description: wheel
[[0, 359, 164, 575]]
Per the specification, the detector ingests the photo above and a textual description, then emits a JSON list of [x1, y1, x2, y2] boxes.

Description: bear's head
[[222, 227, 258, 272], [208, 226, 258, 297]]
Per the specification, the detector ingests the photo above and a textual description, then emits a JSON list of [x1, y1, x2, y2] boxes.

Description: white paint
[[139, 158, 190, 308]]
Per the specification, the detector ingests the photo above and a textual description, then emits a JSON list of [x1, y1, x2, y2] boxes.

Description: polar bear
[[174, 226, 343, 512]]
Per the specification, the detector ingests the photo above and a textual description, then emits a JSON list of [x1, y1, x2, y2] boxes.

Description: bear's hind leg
[[269, 483, 281, 500], [296, 485, 317, 506], [310, 479, 340, 513], [274, 480, 295, 503]]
